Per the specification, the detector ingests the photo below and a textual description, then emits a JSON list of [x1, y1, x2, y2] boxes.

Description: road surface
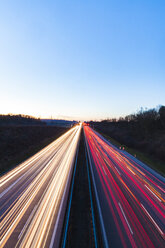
[[0, 125, 81, 248], [84, 125, 165, 248]]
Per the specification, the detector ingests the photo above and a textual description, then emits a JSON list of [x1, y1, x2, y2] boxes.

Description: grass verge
[[0, 126, 69, 175], [95, 130, 165, 176]]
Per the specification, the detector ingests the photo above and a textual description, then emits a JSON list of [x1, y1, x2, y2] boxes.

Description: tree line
[[101, 105, 165, 132], [0, 114, 45, 126], [91, 105, 165, 163]]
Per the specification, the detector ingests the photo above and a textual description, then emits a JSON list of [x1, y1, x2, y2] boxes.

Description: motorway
[[84, 125, 165, 248], [0, 125, 81, 248]]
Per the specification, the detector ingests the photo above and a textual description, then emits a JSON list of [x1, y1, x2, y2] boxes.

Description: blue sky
[[0, 0, 165, 120]]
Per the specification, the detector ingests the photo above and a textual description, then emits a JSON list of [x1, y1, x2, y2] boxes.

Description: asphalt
[[1, 124, 164, 248], [63, 129, 96, 248], [0, 125, 81, 248], [84, 125, 165, 248]]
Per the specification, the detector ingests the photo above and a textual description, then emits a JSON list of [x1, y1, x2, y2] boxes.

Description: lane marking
[[84, 130, 109, 248], [0, 127, 77, 187], [0, 175, 25, 198], [141, 204, 164, 236], [0, 127, 81, 248], [145, 185, 162, 202], [0, 157, 55, 199], [126, 166, 135, 175], [18, 205, 38, 240], [49, 129, 81, 248], [102, 167, 107, 176], [61, 140, 80, 248], [85, 147, 98, 248], [118, 202, 133, 235], [115, 166, 121, 176]]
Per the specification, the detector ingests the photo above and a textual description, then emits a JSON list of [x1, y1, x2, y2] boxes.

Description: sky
[[0, 0, 165, 121]]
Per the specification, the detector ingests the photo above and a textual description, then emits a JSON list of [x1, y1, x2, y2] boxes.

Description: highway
[[84, 125, 165, 248], [0, 125, 81, 248]]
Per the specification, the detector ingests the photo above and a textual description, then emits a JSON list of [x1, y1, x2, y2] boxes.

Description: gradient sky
[[0, 0, 165, 120]]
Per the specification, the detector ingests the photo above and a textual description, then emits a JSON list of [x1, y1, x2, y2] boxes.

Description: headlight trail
[[0, 125, 81, 248], [84, 125, 165, 248]]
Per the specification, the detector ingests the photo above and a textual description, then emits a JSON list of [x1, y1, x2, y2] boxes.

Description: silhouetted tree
[[159, 106, 165, 128]]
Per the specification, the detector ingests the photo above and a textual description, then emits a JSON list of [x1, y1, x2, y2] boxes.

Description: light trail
[[0, 124, 81, 248], [84, 125, 165, 248]]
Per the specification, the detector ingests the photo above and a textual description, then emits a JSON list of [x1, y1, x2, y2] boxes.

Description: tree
[[159, 106, 165, 128]]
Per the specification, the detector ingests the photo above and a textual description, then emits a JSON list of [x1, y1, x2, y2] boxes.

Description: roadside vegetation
[[90, 106, 165, 175], [0, 115, 69, 175], [0, 114, 45, 126]]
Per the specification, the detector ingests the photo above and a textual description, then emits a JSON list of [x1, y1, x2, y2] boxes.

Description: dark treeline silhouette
[[0, 114, 45, 126], [90, 106, 165, 163], [0, 114, 69, 174]]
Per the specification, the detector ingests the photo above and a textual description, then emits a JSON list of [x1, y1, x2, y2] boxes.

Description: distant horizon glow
[[0, 104, 163, 122], [0, 1, 165, 121]]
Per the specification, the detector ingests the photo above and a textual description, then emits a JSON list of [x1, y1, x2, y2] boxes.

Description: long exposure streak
[[0, 125, 81, 248], [84, 125, 165, 248]]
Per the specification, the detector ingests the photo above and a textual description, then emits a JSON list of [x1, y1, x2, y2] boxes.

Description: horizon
[[0, 103, 163, 122], [0, 1, 165, 120]]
